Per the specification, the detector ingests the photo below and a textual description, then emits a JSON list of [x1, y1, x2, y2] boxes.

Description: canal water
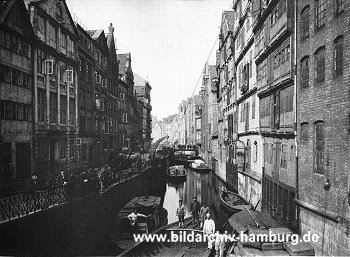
[[158, 165, 233, 231]]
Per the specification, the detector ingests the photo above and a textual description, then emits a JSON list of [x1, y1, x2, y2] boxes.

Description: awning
[[228, 210, 280, 233]]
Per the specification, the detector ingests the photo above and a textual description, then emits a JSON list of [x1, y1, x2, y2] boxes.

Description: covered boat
[[166, 165, 186, 183], [220, 189, 252, 213], [174, 149, 198, 165], [189, 159, 210, 174], [111, 196, 167, 252]]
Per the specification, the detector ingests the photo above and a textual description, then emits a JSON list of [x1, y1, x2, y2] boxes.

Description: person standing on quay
[[176, 200, 186, 228], [203, 212, 215, 250], [199, 202, 210, 229], [190, 196, 200, 227]]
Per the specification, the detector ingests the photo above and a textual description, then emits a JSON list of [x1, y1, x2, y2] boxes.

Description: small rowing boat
[[220, 190, 252, 213]]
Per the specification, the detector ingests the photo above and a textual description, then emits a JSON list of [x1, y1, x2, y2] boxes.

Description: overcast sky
[[67, 0, 232, 119]]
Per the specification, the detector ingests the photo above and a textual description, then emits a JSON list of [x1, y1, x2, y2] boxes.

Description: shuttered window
[[314, 121, 325, 174], [334, 36, 343, 77], [300, 56, 309, 88]]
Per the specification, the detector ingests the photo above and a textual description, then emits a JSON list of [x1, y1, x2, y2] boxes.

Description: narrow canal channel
[[159, 165, 232, 232]]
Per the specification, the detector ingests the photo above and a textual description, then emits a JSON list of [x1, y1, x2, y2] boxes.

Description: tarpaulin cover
[[228, 210, 280, 233]]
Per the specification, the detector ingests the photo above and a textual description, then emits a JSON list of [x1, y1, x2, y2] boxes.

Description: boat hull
[[219, 191, 252, 213], [166, 174, 186, 183], [188, 165, 210, 174]]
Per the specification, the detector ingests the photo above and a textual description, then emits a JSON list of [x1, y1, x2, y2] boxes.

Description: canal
[[156, 164, 232, 232]]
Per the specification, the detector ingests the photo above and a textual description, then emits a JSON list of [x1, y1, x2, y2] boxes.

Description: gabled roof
[[24, 0, 79, 37], [117, 53, 131, 75], [87, 29, 108, 54], [0, 1, 13, 23], [1, 0, 35, 39], [133, 73, 147, 87], [87, 29, 104, 39]]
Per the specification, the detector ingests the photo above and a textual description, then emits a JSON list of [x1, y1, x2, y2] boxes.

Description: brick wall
[[297, 0, 350, 254]]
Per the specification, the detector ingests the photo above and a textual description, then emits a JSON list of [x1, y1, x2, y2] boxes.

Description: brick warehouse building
[[296, 0, 350, 255], [25, 0, 80, 181], [0, 0, 35, 195], [252, 0, 297, 231]]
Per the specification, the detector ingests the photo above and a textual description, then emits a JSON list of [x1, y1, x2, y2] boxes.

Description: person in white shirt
[[203, 212, 215, 250], [127, 209, 148, 233]]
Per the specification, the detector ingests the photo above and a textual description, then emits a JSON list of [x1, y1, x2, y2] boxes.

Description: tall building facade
[[0, 0, 35, 194], [252, 0, 297, 230], [86, 28, 110, 166], [26, 0, 80, 180], [200, 63, 218, 168], [228, 0, 263, 210], [134, 73, 152, 152], [217, 10, 235, 186], [117, 53, 133, 151], [76, 24, 96, 168], [76, 22, 119, 169], [296, 0, 350, 255]]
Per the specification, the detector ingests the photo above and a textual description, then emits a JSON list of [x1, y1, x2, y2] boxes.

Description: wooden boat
[[174, 150, 198, 165], [118, 217, 210, 257], [111, 196, 168, 252], [167, 165, 186, 177], [220, 190, 252, 212], [188, 159, 210, 174]]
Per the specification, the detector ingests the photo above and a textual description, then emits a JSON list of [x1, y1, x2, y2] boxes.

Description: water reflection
[[161, 167, 232, 230]]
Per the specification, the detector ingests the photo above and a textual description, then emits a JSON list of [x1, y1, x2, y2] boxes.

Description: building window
[[334, 36, 343, 78], [269, 143, 273, 164], [0, 65, 11, 83], [56, 4, 63, 21], [60, 96, 67, 124], [49, 93, 57, 123], [335, 0, 344, 15], [60, 139, 67, 159], [281, 144, 287, 168], [278, 0, 286, 17], [300, 56, 309, 88], [314, 47, 325, 83], [36, 15, 46, 40], [315, 0, 326, 29], [252, 95, 256, 119], [60, 32, 66, 53], [314, 121, 325, 174], [37, 49, 45, 74], [12, 69, 23, 86], [300, 122, 309, 142], [271, 6, 278, 26], [37, 88, 46, 123], [47, 22, 57, 48], [69, 98, 75, 126], [245, 139, 251, 171], [300, 6, 310, 40]]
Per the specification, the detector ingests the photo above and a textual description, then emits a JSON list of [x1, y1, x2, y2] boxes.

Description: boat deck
[[118, 196, 161, 217]]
